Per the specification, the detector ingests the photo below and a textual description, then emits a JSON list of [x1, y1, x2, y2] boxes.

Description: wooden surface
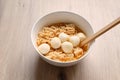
[[0, 0, 120, 80]]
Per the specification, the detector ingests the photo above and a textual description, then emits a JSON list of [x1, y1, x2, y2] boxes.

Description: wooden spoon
[[80, 17, 120, 47]]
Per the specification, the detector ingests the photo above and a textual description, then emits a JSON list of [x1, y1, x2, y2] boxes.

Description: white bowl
[[31, 11, 95, 67]]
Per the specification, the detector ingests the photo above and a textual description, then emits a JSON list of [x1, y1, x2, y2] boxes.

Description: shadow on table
[[35, 57, 60, 80], [35, 57, 85, 80]]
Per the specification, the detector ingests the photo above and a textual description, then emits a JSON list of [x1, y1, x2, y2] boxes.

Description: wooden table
[[0, 0, 120, 80]]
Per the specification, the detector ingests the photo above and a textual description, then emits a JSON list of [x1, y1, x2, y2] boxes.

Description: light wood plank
[[0, 0, 120, 80]]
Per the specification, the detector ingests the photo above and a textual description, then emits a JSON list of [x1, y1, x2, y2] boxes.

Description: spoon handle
[[80, 17, 120, 47]]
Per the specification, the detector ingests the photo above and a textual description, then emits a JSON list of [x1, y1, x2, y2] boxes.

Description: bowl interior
[[31, 11, 94, 66]]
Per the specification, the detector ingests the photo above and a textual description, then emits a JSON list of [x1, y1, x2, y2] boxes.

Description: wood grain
[[0, 0, 120, 80]]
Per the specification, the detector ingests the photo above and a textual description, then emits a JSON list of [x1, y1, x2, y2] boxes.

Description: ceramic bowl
[[31, 11, 95, 67]]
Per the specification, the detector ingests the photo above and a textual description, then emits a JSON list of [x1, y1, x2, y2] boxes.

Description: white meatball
[[61, 42, 73, 53], [76, 32, 86, 41], [69, 36, 80, 47], [59, 32, 69, 42], [50, 37, 61, 49], [38, 43, 50, 54]]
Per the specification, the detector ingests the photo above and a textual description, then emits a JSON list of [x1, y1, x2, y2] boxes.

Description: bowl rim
[[31, 11, 95, 64]]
